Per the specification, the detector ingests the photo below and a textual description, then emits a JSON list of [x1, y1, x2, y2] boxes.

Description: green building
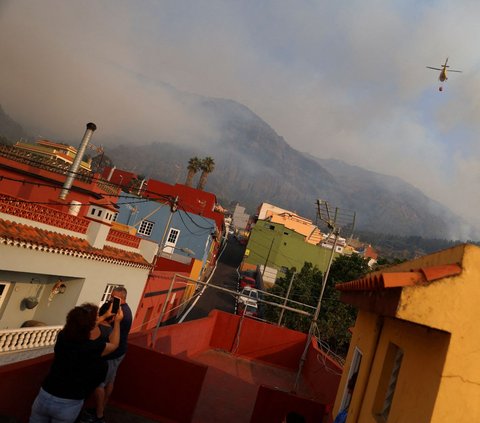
[[244, 219, 337, 277]]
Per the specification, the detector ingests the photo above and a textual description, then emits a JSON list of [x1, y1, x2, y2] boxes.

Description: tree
[[197, 156, 215, 190], [264, 263, 322, 334], [185, 156, 201, 187], [317, 253, 370, 356], [263, 254, 370, 357]]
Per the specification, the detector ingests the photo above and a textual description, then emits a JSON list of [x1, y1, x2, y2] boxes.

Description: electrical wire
[[176, 209, 213, 236], [0, 175, 221, 233]]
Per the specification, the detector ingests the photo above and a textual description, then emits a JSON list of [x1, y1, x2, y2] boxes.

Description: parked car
[[237, 300, 258, 318], [239, 276, 256, 289], [238, 287, 259, 305], [239, 269, 257, 280]]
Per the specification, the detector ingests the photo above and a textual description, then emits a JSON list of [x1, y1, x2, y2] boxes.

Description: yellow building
[[14, 139, 93, 170], [269, 212, 323, 245], [332, 244, 480, 422]]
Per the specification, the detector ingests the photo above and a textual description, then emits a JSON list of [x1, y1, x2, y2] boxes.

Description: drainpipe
[[59, 122, 97, 200]]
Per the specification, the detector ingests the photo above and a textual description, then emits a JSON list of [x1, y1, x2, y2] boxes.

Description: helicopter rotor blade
[[448, 70, 462, 73], [426, 66, 442, 70]]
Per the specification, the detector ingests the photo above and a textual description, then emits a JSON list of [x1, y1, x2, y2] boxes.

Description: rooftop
[[0, 217, 151, 268], [2, 310, 342, 423]]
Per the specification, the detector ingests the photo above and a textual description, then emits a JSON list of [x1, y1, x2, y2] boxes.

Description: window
[[138, 220, 155, 237], [340, 347, 362, 412], [100, 283, 124, 304], [91, 208, 96, 215], [167, 228, 180, 244], [112, 212, 118, 222], [97, 209, 102, 217], [373, 343, 404, 421]]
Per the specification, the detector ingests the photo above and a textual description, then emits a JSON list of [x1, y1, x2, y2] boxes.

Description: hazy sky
[[1, 0, 480, 228]]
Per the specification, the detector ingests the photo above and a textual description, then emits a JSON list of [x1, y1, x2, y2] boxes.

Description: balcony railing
[[106, 228, 141, 248], [0, 194, 90, 233], [0, 326, 62, 353]]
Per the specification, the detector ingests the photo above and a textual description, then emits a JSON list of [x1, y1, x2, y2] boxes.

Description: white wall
[[0, 244, 150, 329]]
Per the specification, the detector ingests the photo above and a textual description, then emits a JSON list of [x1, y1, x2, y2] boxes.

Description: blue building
[[115, 193, 217, 268]]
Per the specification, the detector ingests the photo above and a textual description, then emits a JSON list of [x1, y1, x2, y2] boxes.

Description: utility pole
[[278, 272, 295, 326], [262, 236, 275, 277], [158, 196, 179, 254], [292, 199, 355, 392]]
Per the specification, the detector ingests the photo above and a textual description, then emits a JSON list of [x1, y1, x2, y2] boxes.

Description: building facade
[[333, 244, 480, 422]]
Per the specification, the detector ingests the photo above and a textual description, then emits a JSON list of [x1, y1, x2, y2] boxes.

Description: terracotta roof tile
[[0, 218, 151, 267], [336, 264, 462, 292]]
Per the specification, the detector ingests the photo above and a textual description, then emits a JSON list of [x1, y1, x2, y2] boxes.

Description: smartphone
[[111, 296, 121, 314]]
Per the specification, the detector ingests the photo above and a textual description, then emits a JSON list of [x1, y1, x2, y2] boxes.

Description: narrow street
[[182, 235, 245, 321]]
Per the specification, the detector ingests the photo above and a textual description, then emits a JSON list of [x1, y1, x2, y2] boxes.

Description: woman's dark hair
[[62, 303, 98, 342]]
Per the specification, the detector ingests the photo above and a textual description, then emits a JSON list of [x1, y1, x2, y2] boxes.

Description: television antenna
[[293, 199, 356, 392]]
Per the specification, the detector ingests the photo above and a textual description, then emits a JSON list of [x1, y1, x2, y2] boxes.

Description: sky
[[1, 0, 480, 232]]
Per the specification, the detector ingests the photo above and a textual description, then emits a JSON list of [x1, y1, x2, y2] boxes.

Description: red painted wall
[[0, 310, 340, 423], [250, 385, 326, 423], [302, 340, 342, 406], [130, 312, 215, 357], [208, 311, 307, 370], [0, 156, 116, 216], [154, 257, 194, 273], [0, 354, 52, 422], [112, 343, 207, 423], [101, 167, 137, 189], [144, 179, 225, 233], [132, 270, 190, 333]]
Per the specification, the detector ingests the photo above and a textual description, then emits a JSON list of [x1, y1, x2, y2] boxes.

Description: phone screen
[[111, 297, 120, 314]]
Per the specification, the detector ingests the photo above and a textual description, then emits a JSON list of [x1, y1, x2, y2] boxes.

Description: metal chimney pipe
[[59, 122, 97, 200]]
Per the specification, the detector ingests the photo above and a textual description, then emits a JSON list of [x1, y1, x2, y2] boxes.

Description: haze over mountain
[[0, 96, 476, 240], [105, 96, 477, 240]]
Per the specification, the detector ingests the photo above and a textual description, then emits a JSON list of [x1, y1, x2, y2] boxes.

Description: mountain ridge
[[0, 97, 476, 240]]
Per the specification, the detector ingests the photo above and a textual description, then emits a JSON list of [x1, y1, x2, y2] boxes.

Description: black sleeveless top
[[42, 331, 107, 400]]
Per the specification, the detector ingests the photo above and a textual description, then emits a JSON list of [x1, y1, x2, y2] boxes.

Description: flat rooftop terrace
[[1, 311, 341, 423]]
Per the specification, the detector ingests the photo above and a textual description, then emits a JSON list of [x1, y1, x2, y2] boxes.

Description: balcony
[[0, 325, 62, 366]]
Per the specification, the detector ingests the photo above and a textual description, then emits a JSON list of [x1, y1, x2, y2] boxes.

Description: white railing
[[0, 326, 62, 353]]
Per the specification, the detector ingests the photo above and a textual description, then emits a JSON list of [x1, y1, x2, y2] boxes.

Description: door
[[163, 228, 180, 254]]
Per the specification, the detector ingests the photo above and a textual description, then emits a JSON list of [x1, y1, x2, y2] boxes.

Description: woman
[[29, 303, 123, 423]]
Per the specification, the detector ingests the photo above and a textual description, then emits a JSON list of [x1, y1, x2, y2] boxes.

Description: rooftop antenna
[[293, 199, 356, 392]]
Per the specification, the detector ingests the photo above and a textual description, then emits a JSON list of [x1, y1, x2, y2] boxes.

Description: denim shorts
[[29, 388, 83, 423], [100, 354, 125, 387]]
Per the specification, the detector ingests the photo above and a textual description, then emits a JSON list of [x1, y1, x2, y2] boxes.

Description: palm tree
[[197, 157, 215, 190], [185, 157, 201, 187]]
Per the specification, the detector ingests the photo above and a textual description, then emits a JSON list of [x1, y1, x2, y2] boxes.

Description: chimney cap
[[86, 122, 97, 131]]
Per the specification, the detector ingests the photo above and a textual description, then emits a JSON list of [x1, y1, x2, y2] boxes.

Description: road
[[181, 235, 246, 322]]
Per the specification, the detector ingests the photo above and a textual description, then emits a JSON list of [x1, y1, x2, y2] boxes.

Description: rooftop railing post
[[151, 273, 177, 348]]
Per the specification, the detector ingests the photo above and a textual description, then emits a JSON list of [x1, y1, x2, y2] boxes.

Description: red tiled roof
[[0, 218, 151, 268], [336, 264, 462, 292]]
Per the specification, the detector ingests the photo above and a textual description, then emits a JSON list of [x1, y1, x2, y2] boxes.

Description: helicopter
[[426, 58, 462, 91]]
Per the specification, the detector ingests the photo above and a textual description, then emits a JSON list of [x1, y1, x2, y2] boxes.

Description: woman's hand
[[114, 306, 124, 322]]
